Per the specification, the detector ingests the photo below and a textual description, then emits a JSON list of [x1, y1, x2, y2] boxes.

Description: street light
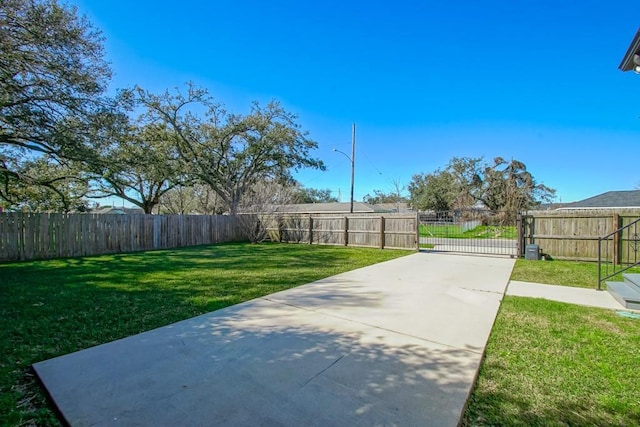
[[333, 123, 356, 213]]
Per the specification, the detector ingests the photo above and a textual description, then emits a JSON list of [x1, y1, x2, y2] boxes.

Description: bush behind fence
[[0, 213, 247, 263]]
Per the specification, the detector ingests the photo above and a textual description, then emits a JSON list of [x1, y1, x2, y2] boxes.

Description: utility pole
[[349, 123, 355, 214], [333, 123, 356, 213]]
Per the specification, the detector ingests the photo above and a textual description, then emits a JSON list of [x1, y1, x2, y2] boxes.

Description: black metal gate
[[419, 209, 519, 257]]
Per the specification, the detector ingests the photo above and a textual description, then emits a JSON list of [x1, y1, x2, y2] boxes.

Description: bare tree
[[159, 183, 226, 214], [157, 185, 199, 214], [237, 181, 297, 243]]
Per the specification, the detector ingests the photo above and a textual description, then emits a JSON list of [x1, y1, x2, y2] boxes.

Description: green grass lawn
[[5, 244, 640, 426], [463, 296, 640, 426], [464, 258, 640, 425], [511, 258, 640, 289], [0, 242, 410, 426], [419, 224, 517, 239]]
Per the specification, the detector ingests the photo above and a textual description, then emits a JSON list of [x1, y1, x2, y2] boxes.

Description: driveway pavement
[[420, 237, 518, 256], [33, 252, 515, 426]]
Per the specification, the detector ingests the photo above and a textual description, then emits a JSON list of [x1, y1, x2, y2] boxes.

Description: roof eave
[[557, 206, 640, 210], [619, 28, 640, 71]]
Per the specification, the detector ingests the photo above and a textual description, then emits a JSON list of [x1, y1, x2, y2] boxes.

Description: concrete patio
[[34, 252, 516, 426]]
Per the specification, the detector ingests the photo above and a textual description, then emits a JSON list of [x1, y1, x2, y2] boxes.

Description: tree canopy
[[1, 1, 556, 217], [409, 156, 555, 212], [363, 185, 408, 206], [88, 121, 185, 214], [293, 186, 338, 203], [1, 0, 112, 205], [135, 84, 325, 214], [1, 156, 89, 212], [408, 169, 456, 212], [0, 0, 326, 213]]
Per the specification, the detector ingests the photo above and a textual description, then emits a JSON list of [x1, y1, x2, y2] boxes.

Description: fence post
[[526, 214, 535, 253], [613, 213, 620, 265], [415, 211, 420, 251], [308, 215, 313, 245], [379, 216, 385, 249], [343, 216, 349, 246], [516, 213, 523, 257]]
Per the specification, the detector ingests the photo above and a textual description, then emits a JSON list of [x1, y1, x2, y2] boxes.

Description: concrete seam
[[459, 286, 507, 295], [261, 297, 484, 355], [301, 354, 347, 388]]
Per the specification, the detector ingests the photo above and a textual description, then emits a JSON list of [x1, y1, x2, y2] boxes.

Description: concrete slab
[[33, 252, 516, 426], [266, 253, 514, 351], [506, 280, 626, 310]]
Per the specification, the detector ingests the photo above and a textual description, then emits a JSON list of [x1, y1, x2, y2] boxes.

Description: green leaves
[[87, 120, 186, 213], [1, 156, 90, 212], [136, 85, 325, 214], [409, 156, 556, 212], [1, 2, 325, 213], [408, 168, 456, 211], [1, 0, 111, 147], [1, 0, 112, 209]]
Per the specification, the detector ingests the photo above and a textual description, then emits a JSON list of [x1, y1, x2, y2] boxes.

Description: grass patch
[[463, 296, 640, 426], [0, 242, 410, 426], [511, 258, 640, 289], [419, 224, 517, 239]]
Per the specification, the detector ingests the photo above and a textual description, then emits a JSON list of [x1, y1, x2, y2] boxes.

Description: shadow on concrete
[[35, 298, 481, 426]]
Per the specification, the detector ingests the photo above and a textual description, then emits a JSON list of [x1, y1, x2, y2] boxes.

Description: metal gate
[[419, 209, 519, 257]]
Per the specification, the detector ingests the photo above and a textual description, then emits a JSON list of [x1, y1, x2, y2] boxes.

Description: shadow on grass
[[0, 242, 410, 425], [33, 299, 478, 426], [462, 296, 640, 426], [464, 386, 640, 426]]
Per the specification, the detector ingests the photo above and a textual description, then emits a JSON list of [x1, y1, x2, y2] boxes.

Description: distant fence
[[265, 213, 419, 250], [520, 210, 640, 261], [0, 213, 247, 263]]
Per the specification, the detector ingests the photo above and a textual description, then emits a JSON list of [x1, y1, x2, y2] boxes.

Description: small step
[[606, 281, 640, 310], [624, 274, 640, 291]]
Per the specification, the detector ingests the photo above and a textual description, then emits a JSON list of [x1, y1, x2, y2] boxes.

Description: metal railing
[[598, 217, 640, 290]]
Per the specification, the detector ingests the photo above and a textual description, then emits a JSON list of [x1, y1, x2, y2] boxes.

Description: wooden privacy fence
[[0, 213, 247, 262], [264, 213, 419, 250], [520, 209, 640, 261]]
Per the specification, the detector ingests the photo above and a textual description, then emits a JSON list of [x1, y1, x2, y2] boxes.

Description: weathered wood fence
[[265, 213, 419, 250], [10, 209, 634, 263], [0, 213, 247, 262], [520, 210, 640, 261]]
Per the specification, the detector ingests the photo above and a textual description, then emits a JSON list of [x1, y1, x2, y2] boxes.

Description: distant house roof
[[93, 206, 145, 215], [374, 202, 414, 213], [558, 190, 640, 210], [619, 27, 640, 72], [536, 203, 574, 210], [275, 202, 393, 214]]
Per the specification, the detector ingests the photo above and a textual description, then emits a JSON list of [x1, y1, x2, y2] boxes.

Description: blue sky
[[75, 0, 640, 204]]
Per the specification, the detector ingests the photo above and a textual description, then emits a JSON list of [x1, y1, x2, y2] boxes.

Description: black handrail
[[598, 217, 640, 290]]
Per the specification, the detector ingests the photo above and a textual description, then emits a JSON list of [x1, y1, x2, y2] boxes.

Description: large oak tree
[[0, 0, 113, 205], [88, 121, 185, 214], [136, 84, 325, 215]]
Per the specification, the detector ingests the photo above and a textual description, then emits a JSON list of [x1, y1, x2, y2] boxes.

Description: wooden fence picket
[[0, 213, 248, 263]]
